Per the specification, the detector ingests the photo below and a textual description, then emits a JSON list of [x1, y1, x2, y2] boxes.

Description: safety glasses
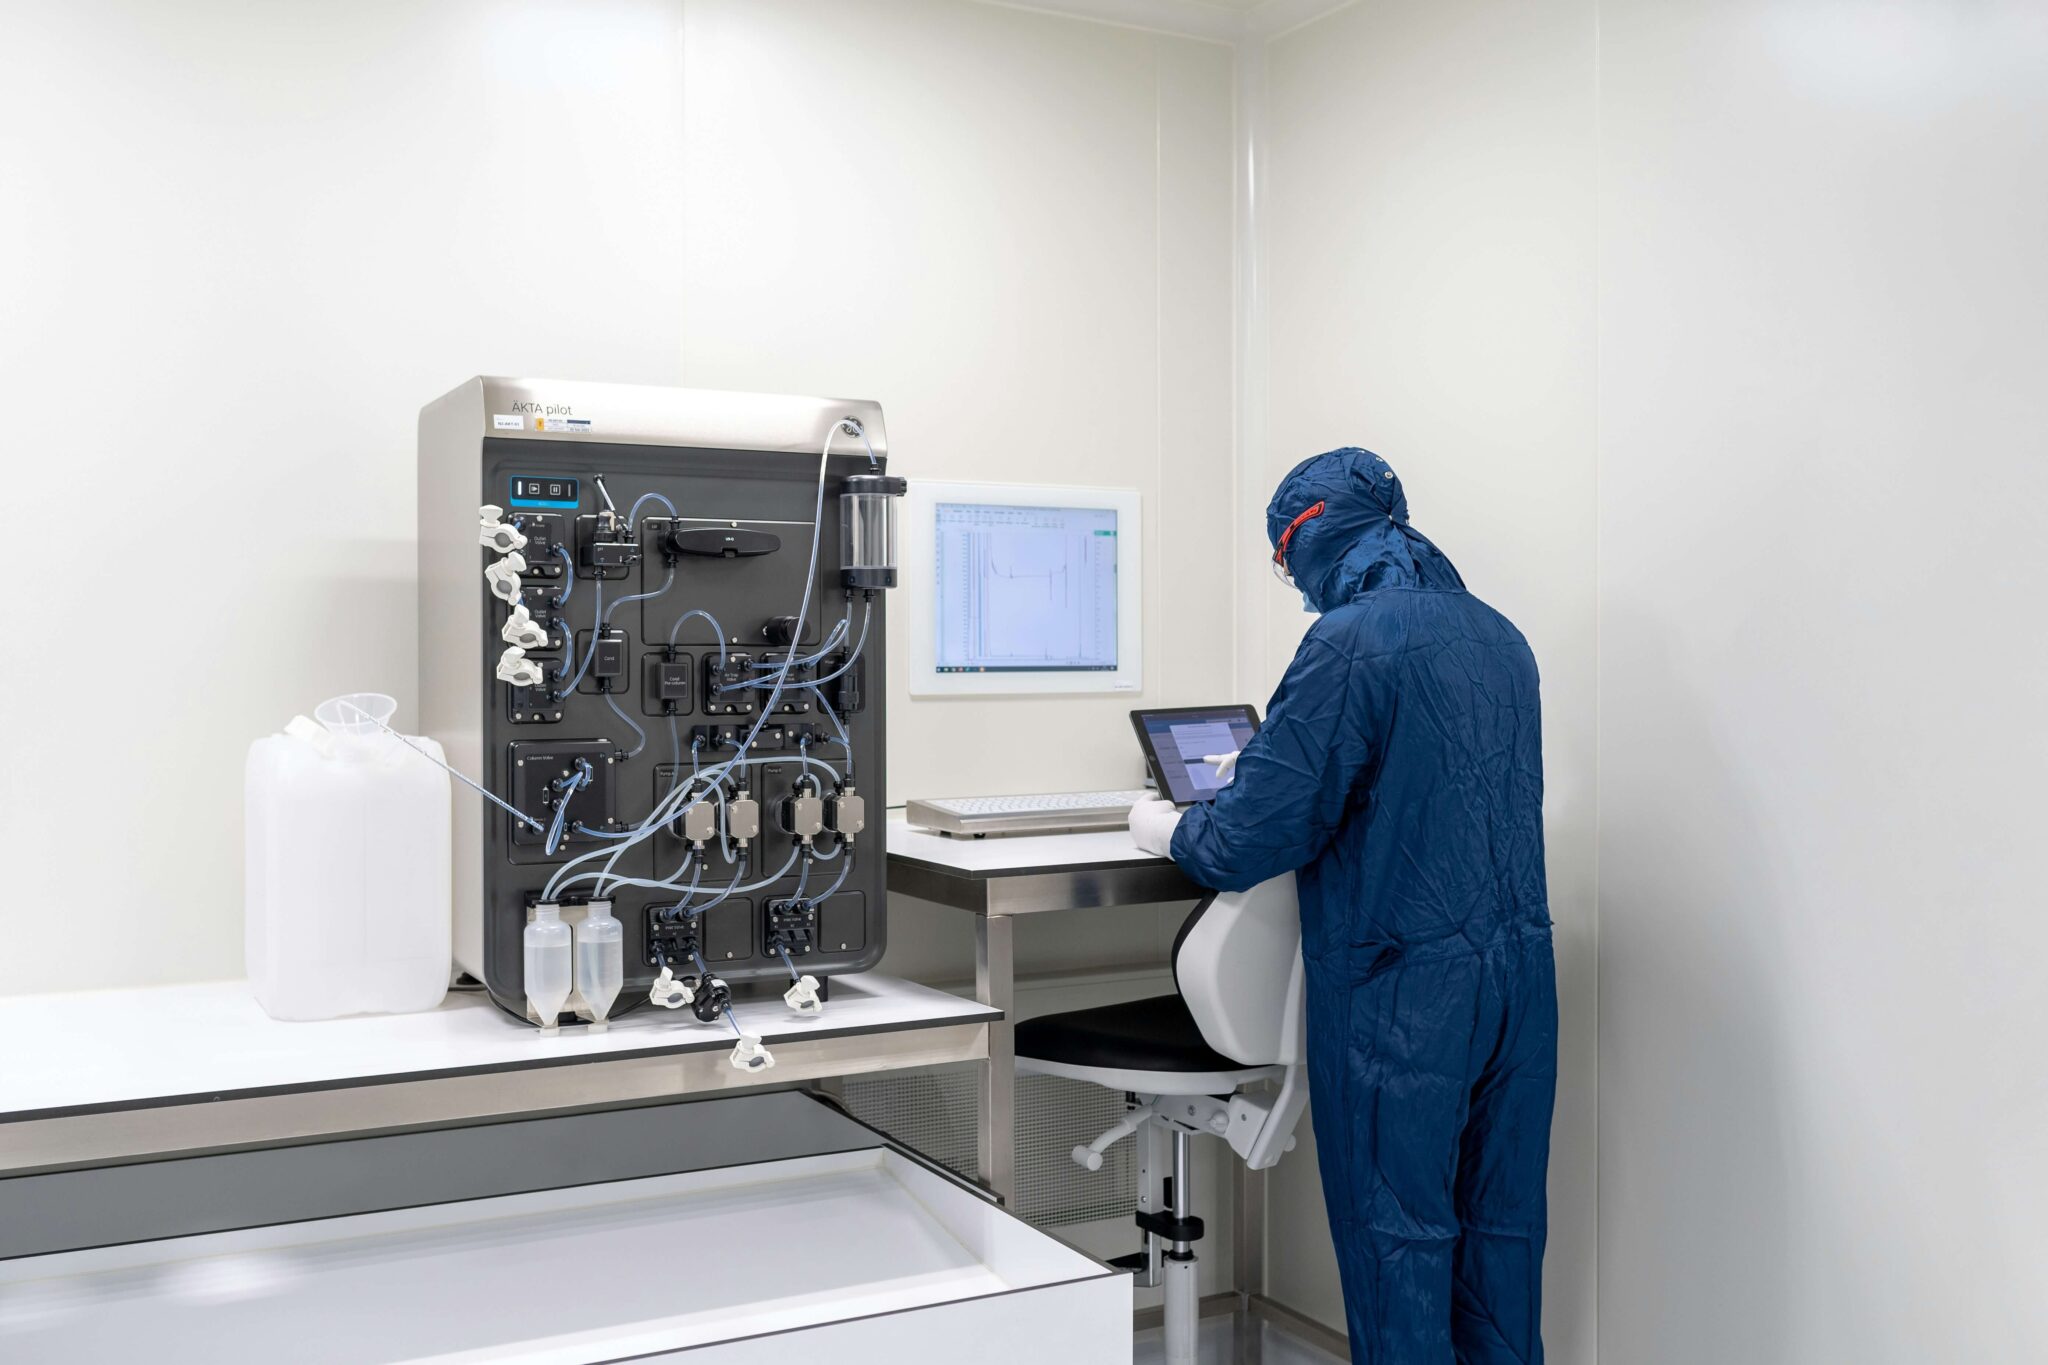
[[1271, 500, 1326, 588]]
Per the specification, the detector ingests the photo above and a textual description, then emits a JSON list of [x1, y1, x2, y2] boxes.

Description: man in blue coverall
[[1129, 448, 1558, 1365]]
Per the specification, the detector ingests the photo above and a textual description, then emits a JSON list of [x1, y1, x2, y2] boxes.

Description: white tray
[[0, 1146, 1130, 1363]]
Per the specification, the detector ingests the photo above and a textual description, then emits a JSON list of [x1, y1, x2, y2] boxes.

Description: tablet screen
[[1130, 705, 1261, 805]]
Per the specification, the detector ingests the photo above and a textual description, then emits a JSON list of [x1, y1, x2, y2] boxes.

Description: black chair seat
[[1015, 994, 1242, 1075]]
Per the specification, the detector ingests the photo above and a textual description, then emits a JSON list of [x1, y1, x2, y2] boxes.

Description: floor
[[1133, 1314, 1347, 1365]]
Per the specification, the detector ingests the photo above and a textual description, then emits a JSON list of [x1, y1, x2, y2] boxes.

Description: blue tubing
[[552, 545, 575, 605], [553, 576, 603, 698]]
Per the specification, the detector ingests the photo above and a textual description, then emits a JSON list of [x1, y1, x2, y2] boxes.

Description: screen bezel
[[905, 479, 1144, 697], [1129, 704, 1262, 805]]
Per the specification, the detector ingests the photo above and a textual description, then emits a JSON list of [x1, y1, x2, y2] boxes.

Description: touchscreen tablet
[[1129, 705, 1261, 805]]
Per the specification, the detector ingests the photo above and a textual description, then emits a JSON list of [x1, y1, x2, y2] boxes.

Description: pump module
[[420, 378, 899, 1031]]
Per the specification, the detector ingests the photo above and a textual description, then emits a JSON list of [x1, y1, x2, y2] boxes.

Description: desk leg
[[975, 913, 1016, 1205], [1233, 1155, 1267, 1364]]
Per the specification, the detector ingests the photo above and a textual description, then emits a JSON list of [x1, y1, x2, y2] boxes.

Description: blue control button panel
[[509, 476, 579, 510]]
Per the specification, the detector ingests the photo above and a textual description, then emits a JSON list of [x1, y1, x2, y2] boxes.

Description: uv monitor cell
[[906, 481, 1142, 696]]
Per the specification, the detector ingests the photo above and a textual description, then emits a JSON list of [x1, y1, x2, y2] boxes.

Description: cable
[[812, 685, 852, 780], [543, 761, 591, 856], [628, 491, 678, 525], [802, 599, 872, 687], [603, 689, 647, 758], [540, 751, 839, 901], [551, 544, 575, 606], [656, 858, 705, 923], [328, 697, 545, 832], [666, 609, 729, 668], [815, 853, 853, 903], [536, 425, 844, 902], [841, 416, 882, 470], [737, 614, 851, 678], [603, 560, 674, 623], [553, 574, 603, 699], [722, 425, 837, 749]]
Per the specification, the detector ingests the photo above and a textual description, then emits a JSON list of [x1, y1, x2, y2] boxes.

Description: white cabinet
[[0, 1095, 1130, 1364]]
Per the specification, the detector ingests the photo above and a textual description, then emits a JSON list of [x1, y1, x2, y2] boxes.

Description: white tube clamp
[[650, 966, 693, 1010], [729, 1035, 775, 1072], [495, 647, 545, 690], [484, 554, 528, 604], [783, 975, 824, 1016], [479, 519, 528, 554], [501, 604, 550, 651]]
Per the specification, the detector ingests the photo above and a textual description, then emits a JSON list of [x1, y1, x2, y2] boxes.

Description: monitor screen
[[1131, 705, 1262, 805], [932, 501, 1120, 673]]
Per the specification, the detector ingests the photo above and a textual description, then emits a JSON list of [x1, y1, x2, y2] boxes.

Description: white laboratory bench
[[0, 973, 998, 1174], [0, 980, 1134, 1362]]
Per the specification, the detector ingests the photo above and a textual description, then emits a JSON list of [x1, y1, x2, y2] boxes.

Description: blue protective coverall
[[1170, 448, 1558, 1364]]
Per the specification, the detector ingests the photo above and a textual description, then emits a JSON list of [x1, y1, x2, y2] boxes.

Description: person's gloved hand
[[1128, 797, 1183, 858], [1202, 751, 1240, 784]]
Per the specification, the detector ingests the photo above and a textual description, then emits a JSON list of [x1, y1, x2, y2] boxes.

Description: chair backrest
[[1171, 874, 1305, 1069]]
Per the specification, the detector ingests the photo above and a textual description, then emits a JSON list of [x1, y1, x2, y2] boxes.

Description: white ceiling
[[989, 0, 1355, 44]]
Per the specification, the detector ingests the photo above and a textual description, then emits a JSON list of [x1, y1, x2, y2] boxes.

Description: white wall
[[670, 0, 1238, 807], [1251, 3, 1601, 1355], [1, 0, 1237, 994], [1596, 3, 2048, 1361], [665, 0, 1237, 986], [2, 0, 692, 993]]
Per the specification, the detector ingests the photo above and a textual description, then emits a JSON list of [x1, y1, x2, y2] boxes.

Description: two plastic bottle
[[523, 901, 622, 1033]]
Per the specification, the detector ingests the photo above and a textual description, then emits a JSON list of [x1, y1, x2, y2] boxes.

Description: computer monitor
[[905, 480, 1143, 695]]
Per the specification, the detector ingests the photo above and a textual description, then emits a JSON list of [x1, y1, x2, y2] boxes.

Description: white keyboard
[[905, 789, 1154, 838]]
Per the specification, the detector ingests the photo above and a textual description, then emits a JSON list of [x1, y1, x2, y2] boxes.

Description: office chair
[[1015, 874, 1307, 1365]]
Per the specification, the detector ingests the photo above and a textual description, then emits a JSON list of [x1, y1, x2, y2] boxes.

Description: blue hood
[[1266, 447, 1465, 612]]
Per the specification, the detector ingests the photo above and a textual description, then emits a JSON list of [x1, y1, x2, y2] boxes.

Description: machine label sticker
[[539, 417, 593, 433], [492, 414, 523, 430]]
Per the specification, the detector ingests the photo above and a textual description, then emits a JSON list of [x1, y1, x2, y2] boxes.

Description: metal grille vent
[[837, 1064, 1136, 1227]]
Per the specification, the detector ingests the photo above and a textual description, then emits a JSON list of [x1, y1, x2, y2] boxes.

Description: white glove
[[1202, 751, 1240, 784], [1128, 797, 1183, 858]]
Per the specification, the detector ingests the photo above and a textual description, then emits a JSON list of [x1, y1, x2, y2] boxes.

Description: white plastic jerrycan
[[245, 693, 452, 1020]]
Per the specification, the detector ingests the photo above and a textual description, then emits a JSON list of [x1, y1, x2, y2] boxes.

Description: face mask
[[1301, 590, 1319, 615]]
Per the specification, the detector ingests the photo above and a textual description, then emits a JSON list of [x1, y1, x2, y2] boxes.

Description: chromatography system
[[420, 378, 901, 1037]]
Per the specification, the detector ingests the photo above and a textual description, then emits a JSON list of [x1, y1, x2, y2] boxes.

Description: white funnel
[[316, 693, 397, 735]]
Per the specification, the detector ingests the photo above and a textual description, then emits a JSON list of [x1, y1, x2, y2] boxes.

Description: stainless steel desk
[[884, 815, 1204, 1204], [887, 814, 1322, 1364]]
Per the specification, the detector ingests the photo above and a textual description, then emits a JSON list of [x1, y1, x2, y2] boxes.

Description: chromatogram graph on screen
[[933, 502, 1118, 672]]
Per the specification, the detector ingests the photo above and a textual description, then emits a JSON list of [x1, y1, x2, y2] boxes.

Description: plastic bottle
[[244, 693, 451, 1021], [523, 905, 572, 1033], [574, 902, 624, 1031]]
